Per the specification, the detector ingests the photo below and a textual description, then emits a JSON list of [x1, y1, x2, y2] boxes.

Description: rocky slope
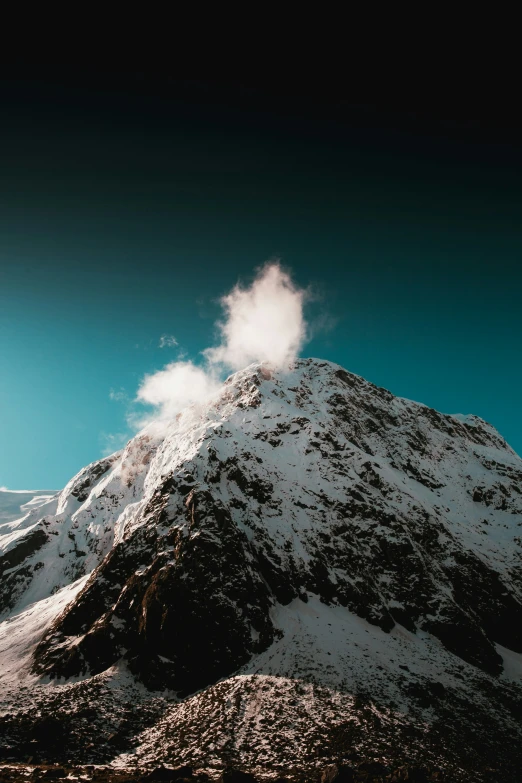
[[1, 358, 522, 781]]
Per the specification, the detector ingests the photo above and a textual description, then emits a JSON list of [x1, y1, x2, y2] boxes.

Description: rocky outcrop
[[34, 487, 275, 693], [0, 527, 48, 613]]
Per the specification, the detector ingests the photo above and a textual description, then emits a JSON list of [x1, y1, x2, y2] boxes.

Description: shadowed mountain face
[[1, 359, 522, 780]]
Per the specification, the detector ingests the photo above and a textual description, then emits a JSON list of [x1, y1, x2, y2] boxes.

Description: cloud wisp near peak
[[133, 262, 309, 429]]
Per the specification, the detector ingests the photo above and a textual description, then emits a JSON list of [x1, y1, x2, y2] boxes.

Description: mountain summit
[[1, 359, 522, 781]]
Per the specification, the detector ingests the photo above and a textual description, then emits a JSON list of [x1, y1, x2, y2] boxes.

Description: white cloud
[[204, 262, 307, 370], [159, 334, 178, 349], [133, 261, 310, 430], [136, 361, 221, 426]]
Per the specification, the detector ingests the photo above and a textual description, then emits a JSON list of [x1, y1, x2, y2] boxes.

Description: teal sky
[[1, 80, 521, 488]]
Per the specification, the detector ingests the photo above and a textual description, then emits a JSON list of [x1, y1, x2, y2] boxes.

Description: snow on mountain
[[0, 489, 58, 524], [1, 358, 522, 780]]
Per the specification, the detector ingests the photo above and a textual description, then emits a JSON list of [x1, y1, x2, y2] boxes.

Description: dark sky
[[1, 70, 521, 487]]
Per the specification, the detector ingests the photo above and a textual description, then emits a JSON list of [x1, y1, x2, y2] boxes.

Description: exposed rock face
[[1, 358, 522, 780], [0, 527, 49, 613], [34, 487, 275, 694]]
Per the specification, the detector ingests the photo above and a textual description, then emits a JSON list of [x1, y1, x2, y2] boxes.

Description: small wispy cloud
[[307, 311, 339, 339], [103, 389, 132, 456], [136, 361, 221, 428], [159, 334, 178, 349], [100, 431, 130, 457], [109, 387, 128, 403]]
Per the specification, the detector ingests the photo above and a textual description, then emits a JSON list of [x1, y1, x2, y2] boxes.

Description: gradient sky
[[1, 77, 521, 488]]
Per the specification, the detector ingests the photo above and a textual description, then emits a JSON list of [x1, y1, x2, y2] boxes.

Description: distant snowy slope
[[0, 489, 58, 524]]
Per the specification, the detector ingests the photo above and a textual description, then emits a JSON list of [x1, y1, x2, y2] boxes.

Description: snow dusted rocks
[[1, 358, 522, 779]]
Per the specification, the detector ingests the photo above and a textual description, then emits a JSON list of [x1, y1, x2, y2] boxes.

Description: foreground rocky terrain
[[0, 760, 456, 782], [1, 359, 521, 781]]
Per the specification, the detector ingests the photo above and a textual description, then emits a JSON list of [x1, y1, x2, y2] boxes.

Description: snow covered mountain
[[1, 358, 522, 781]]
